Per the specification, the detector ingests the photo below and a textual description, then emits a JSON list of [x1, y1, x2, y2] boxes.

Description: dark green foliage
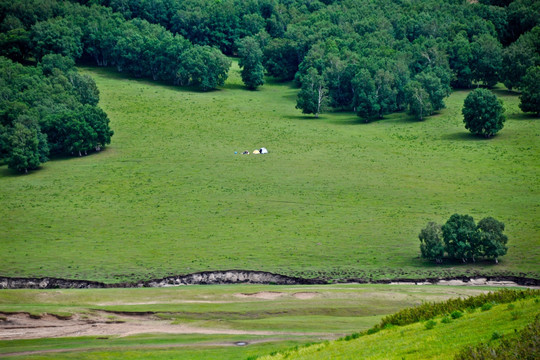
[[177, 46, 231, 91], [377, 289, 539, 329], [442, 214, 480, 262], [420, 214, 508, 263], [455, 317, 540, 360], [405, 80, 431, 120], [237, 36, 264, 90], [462, 89, 506, 138], [477, 217, 508, 263], [30, 17, 83, 61], [471, 34, 503, 88], [0, 27, 31, 62], [481, 302, 494, 311], [501, 27, 540, 90], [419, 222, 444, 263], [519, 66, 540, 116], [296, 67, 328, 118], [451, 311, 464, 319], [510, 310, 522, 320], [449, 32, 474, 88], [352, 67, 397, 121], [5, 116, 48, 173], [0, 56, 112, 172], [263, 38, 300, 81], [406, 68, 451, 120]]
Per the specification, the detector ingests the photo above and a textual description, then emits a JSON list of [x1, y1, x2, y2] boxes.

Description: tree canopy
[[420, 214, 509, 264], [462, 88, 506, 138]]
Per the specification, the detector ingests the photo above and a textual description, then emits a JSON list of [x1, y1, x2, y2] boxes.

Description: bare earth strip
[[0, 312, 332, 340]]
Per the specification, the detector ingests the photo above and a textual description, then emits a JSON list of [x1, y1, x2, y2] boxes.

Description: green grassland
[[258, 298, 540, 360], [0, 61, 539, 282], [0, 284, 519, 359]]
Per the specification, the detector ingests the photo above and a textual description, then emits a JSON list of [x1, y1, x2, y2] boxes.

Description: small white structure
[[259, 147, 268, 154]]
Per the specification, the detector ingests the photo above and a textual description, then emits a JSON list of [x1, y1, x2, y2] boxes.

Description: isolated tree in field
[[519, 66, 540, 116], [237, 36, 264, 90], [477, 217, 508, 264], [462, 89, 506, 138], [442, 214, 479, 263], [419, 222, 444, 263], [296, 67, 328, 118]]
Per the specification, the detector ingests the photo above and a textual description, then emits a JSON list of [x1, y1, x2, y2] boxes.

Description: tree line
[[0, 0, 231, 91], [0, 55, 112, 172], [63, 0, 539, 117]]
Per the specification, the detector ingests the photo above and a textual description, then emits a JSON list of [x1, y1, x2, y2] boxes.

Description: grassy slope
[[0, 61, 538, 282], [258, 298, 540, 360], [0, 284, 511, 359]]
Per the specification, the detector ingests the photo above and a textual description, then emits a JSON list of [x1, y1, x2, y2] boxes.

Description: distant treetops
[[419, 214, 508, 264]]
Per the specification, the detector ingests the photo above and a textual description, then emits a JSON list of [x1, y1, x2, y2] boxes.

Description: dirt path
[[0, 312, 332, 341]]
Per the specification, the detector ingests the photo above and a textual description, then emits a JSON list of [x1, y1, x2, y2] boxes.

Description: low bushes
[[375, 289, 539, 329]]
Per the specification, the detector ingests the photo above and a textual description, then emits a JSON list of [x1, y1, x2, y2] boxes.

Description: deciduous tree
[[477, 217, 508, 264], [419, 222, 444, 263], [296, 67, 328, 118], [237, 36, 264, 90], [519, 66, 540, 116], [462, 88, 505, 138]]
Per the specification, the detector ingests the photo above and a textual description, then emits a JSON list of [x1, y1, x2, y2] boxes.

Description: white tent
[[260, 147, 268, 154]]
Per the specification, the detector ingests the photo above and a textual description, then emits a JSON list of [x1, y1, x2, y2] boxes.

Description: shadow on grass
[[510, 112, 540, 121], [222, 83, 247, 91], [441, 132, 493, 142]]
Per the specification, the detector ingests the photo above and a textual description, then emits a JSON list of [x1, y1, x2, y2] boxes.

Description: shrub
[[481, 302, 493, 311], [511, 310, 522, 320], [376, 289, 538, 331], [491, 331, 502, 340], [441, 316, 452, 324], [451, 310, 464, 319], [425, 319, 437, 330]]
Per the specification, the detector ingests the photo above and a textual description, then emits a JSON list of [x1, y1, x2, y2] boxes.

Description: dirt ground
[[0, 311, 328, 340]]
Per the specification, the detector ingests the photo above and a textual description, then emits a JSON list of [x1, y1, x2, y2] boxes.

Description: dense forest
[[0, 0, 539, 172]]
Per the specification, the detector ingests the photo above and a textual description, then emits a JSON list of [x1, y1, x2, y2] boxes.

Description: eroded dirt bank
[[0, 311, 333, 341], [0, 271, 538, 289]]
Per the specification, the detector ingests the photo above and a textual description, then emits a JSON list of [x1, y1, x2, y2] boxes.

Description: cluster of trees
[[45, 0, 537, 115], [0, 56, 112, 173], [0, 0, 231, 91], [419, 214, 508, 264]]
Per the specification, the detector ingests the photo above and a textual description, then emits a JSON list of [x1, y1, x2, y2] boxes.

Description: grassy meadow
[[259, 297, 540, 360], [0, 284, 521, 359], [0, 61, 539, 282]]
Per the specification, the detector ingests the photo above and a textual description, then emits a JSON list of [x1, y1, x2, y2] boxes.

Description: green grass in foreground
[[0, 337, 302, 360], [0, 61, 538, 282], [257, 298, 540, 360]]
